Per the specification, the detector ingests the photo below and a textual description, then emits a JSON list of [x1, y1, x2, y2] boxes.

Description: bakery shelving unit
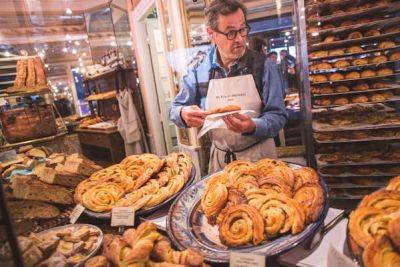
[[295, 0, 400, 204]]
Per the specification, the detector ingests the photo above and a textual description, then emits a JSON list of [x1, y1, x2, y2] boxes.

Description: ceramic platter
[[83, 165, 196, 219], [37, 224, 103, 267], [166, 163, 329, 263]]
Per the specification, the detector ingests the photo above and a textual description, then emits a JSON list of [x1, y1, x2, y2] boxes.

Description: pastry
[[388, 215, 400, 250], [351, 95, 368, 103], [333, 97, 349, 105], [228, 169, 260, 193], [219, 204, 265, 246], [200, 173, 228, 225], [245, 192, 305, 237], [84, 255, 109, 267], [364, 29, 380, 37], [323, 35, 336, 43], [385, 26, 399, 34], [225, 160, 256, 179], [81, 182, 125, 212], [335, 85, 350, 93], [346, 46, 364, 54], [319, 153, 344, 163], [292, 167, 319, 192], [340, 20, 353, 27], [7, 200, 60, 220], [389, 52, 400, 61], [371, 82, 389, 89], [293, 183, 324, 223], [309, 50, 328, 58], [315, 98, 332, 106], [347, 31, 363, 39], [387, 176, 400, 191], [319, 86, 334, 94], [352, 83, 369, 91], [329, 73, 344, 81], [333, 60, 350, 68], [370, 93, 387, 102], [361, 69, 377, 77], [329, 48, 345, 56], [363, 236, 400, 267], [322, 24, 335, 30], [33, 57, 47, 86], [314, 62, 333, 70], [377, 68, 394, 76], [352, 58, 368, 66], [345, 71, 361, 79], [26, 58, 36, 88], [14, 60, 27, 88], [310, 74, 328, 82], [379, 41, 396, 49], [204, 105, 241, 115], [371, 55, 388, 64], [359, 190, 400, 212]]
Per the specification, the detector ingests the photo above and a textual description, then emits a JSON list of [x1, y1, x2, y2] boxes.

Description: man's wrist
[[243, 121, 256, 135]]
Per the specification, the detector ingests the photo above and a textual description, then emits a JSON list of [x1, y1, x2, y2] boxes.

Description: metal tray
[[316, 154, 400, 167], [166, 163, 329, 264], [83, 165, 196, 219], [318, 169, 399, 178], [36, 224, 103, 267], [312, 121, 400, 132], [312, 96, 400, 109], [314, 135, 400, 144], [310, 72, 400, 85], [308, 45, 400, 61], [309, 60, 400, 75], [312, 84, 400, 97]]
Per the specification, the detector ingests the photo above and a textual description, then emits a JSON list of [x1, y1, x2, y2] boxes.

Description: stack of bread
[[11, 57, 47, 91]]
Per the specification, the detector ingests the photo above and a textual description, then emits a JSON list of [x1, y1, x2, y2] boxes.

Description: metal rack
[[295, 0, 400, 202]]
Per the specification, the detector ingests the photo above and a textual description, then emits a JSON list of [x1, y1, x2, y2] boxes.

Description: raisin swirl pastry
[[363, 236, 400, 267], [74, 179, 101, 204], [257, 176, 292, 197], [81, 182, 125, 212], [388, 215, 400, 250], [228, 169, 260, 193], [387, 176, 400, 192], [292, 167, 319, 192], [359, 190, 400, 213], [246, 192, 305, 237], [218, 204, 265, 246], [293, 183, 325, 223], [200, 173, 229, 225], [225, 160, 256, 180]]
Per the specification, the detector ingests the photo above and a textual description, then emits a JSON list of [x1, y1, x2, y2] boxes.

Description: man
[[168, 0, 287, 173], [267, 51, 278, 63], [279, 49, 296, 95]]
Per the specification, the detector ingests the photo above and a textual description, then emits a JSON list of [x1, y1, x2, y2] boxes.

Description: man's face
[[207, 9, 247, 61], [270, 54, 277, 62], [280, 51, 287, 60]]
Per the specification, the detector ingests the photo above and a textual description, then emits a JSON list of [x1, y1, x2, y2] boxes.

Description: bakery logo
[[216, 93, 247, 102]]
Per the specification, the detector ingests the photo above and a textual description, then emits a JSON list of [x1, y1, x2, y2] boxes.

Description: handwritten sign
[[111, 207, 135, 227], [69, 204, 85, 224], [230, 252, 265, 267]]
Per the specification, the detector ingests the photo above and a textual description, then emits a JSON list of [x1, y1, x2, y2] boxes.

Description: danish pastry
[[371, 82, 389, 89], [359, 190, 400, 212], [364, 29, 380, 37], [379, 41, 396, 49], [311, 74, 328, 83], [352, 83, 369, 91], [370, 93, 387, 102], [387, 176, 400, 191], [329, 49, 345, 56], [319, 86, 334, 94], [352, 58, 368, 66], [345, 71, 361, 79], [347, 31, 363, 39], [389, 52, 400, 61], [323, 35, 337, 43], [351, 95, 369, 103], [335, 85, 350, 93], [293, 183, 324, 224], [361, 69, 377, 77], [377, 68, 394, 76], [292, 167, 319, 192], [309, 50, 328, 58], [388, 215, 400, 250], [329, 73, 344, 81], [201, 175, 228, 225], [257, 178, 292, 197], [333, 97, 349, 105], [315, 98, 332, 106], [370, 55, 388, 64], [346, 46, 363, 54], [363, 236, 400, 267], [333, 60, 350, 68]]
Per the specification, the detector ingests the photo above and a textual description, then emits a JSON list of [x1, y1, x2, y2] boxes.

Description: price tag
[[327, 245, 358, 267], [111, 207, 135, 227], [230, 252, 265, 267], [69, 204, 85, 224]]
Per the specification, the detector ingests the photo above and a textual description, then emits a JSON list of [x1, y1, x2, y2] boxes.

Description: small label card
[[327, 244, 359, 267], [111, 207, 135, 227], [230, 252, 265, 267], [70, 204, 85, 224]]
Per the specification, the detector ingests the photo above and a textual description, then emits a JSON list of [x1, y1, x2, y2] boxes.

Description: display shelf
[[312, 121, 400, 132], [312, 84, 400, 97], [310, 60, 400, 75], [0, 131, 67, 150], [308, 44, 400, 61], [83, 67, 132, 82], [316, 155, 400, 167], [310, 72, 400, 85], [314, 135, 400, 144], [306, 0, 378, 11], [0, 87, 51, 99], [312, 96, 400, 109], [318, 170, 398, 178]]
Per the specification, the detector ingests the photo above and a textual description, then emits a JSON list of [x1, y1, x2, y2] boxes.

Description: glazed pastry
[[370, 93, 387, 102], [84, 255, 109, 267], [323, 35, 336, 43], [245, 192, 305, 237], [352, 83, 370, 91], [347, 31, 363, 39], [200, 173, 228, 225], [345, 71, 361, 79], [361, 69, 377, 77], [333, 60, 350, 68], [371, 55, 388, 64], [348, 207, 390, 249], [335, 85, 350, 93], [333, 97, 349, 105], [310, 74, 328, 83], [352, 58, 368, 66], [346, 46, 364, 54], [292, 167, 319, 192], [379, 41, 396, 49], [293, 183, 324, 223], [387, 176, 400, 191], [257, 178, 292, 197], [329, 48, 345, 56], [377, 68, 394, 76], [362, 236, 400, 267], [364, 29, 380, 37], [389, 52, 400, 61], [257, 160, 295, 189], [225, 160, 256, 179], [359, 190, 400, 212], [228, 169, 260, 193], [329, 73, 344, 81], [218, 204, 265, 246], [81, 182, 125, 212], [388, 215, 400, 250]]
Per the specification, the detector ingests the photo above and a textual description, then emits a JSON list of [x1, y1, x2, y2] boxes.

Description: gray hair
[[205, 0, 247, 30]]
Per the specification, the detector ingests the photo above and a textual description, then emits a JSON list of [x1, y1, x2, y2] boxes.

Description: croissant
[[387, 176, 400, 192], [246, 192, 305, 237], [359, 190, 400, 213], [201, 173, 228, 225], [348, 207, 390, 249], [176, 152, 193, 182], [104, 236, 135, 266], [81, 182, 125, 212], [218, 204, 265, 246], [293, 183, 324, 223], [363, 236, 400, 267]]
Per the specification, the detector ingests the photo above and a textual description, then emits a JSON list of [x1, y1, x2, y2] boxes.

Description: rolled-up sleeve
[[248, 60, 288, 140], [168, 70, 198, 128]]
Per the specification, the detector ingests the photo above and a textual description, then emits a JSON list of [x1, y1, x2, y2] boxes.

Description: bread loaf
[[33, 57, 47, 86], [63, 154, 101, 176], [35, 165, 86, 188], [26, 58, 36, 88], [5, 200, 60, 220], [14, 60, 27, 87]]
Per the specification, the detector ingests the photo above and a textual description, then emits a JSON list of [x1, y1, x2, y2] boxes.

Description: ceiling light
[[127, 40, 132, 46], [82, 52, 87, 56], [74, 41, 80, 46], [66, 34, 72, 40], [311, 32, 319, 37], [66, 8, 72, 15], [44, 64, 49, 68], [285, 32, 290, 36], [72, 48, 77, 54], [62, 47, 68, 53], [4, 51, 11, 57]]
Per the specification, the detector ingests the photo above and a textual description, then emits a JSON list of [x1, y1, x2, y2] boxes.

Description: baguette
[[204, 105, 241, 116]]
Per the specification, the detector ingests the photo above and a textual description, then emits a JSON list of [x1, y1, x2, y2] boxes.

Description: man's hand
[[223, 113, 256, 134], [181, 105, 206, 128]]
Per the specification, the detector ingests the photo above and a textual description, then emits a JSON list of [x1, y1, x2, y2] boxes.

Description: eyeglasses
[[213, 25, 251, 40]]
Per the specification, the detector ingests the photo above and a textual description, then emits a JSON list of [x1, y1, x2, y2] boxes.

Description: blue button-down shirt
[[168, 45, 287, 141]]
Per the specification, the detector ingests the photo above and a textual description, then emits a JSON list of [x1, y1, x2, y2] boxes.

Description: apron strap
[[215, 140, 261, 164]]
